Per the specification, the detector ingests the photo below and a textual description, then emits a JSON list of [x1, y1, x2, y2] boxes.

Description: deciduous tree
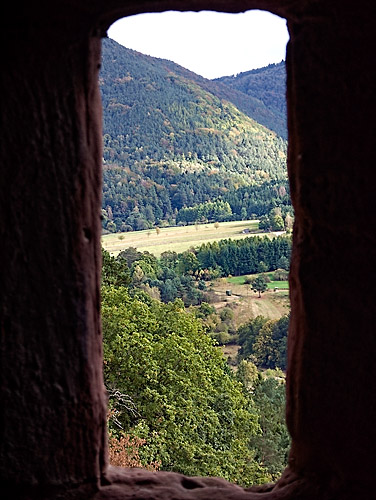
[[252, 275, 268, 298], [102, 286, 269, 485]]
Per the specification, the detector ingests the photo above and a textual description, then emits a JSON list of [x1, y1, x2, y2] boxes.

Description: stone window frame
[[2, 1, 375, 499]]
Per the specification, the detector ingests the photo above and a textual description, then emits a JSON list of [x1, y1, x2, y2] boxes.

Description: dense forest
[[215, 62, 287, 139], [100, 39, 291, 233], [195, 235, 291, 276], [102, 235, 290, 484]]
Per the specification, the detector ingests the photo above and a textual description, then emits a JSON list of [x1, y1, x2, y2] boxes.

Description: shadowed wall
[[1, 1, 375, 499]]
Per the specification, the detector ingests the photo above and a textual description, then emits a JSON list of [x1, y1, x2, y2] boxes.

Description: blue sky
[[108, 10, 289, 80]]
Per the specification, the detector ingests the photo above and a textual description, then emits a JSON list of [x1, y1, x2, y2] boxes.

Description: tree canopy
[[252, 275, 268, 298], [102, 286, 269, 485], [238, 315, 289, 371]]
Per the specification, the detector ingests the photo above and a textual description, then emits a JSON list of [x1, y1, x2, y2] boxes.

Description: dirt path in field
[[206, 280, 290, 327], [204, 279, 290, 366]]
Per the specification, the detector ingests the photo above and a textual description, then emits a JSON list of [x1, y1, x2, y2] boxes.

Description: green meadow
[[227, 273, 289, 290]]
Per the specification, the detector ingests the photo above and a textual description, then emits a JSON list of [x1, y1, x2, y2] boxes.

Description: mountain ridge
[[215, 62, 286, 137], [100, 38, 290, 233], [104, 37, 287, 138]]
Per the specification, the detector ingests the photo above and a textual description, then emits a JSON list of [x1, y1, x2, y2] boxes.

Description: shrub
[[220, 307, 235, 322], [108, 432, 159, 470], [273, 269, 289, 281], [212, 330, 232, 345]]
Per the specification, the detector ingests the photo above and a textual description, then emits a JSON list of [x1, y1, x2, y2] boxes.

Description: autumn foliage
[[108, 433, 159, 470]]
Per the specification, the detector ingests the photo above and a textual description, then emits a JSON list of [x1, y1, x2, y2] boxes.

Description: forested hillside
[[100, 38, 290, 233], [215, 63, 287, 139], [157, 58, 287, 139]]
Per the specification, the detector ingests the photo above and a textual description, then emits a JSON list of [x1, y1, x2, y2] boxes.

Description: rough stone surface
[[0, 14, 107, 489], [1, 1, 376, 499], [285, 4, 376, 485], [95, 467, 323, 499]]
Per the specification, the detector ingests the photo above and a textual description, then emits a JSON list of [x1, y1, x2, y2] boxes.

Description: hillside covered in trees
[[215, 62, 287, 139], [100, 39, 290, 233]]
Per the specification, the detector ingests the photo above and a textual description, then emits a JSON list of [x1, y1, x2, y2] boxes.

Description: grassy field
[[206, 277, 290, 328], [211, 276, 290, 365], [101, 220, 286, 257], [267, 281, 288, 290], [226, 275, 248, 285], [227, 273, 289, 290]]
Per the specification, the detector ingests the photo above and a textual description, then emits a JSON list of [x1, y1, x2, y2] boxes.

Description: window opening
[[100, 10, 290, 487]]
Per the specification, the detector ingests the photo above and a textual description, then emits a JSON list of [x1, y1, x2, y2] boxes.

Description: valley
[[100, 38, 291, 485], [100, 38, 291, 234]]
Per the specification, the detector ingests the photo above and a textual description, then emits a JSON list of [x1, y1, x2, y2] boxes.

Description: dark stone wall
[[286, 4, 376, 486], [0, 15, 107, 492], [1, 1, 376, 498]]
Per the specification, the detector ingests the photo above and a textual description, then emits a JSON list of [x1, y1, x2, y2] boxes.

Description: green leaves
[[196, 235, 292, 277], [252, 275, 268, 297], [237, 315, 289, 371], [250, 374, 290, 479], [101, 248, 131, 287], [102, 285, 268, 485], [177, 200, 233, 224]]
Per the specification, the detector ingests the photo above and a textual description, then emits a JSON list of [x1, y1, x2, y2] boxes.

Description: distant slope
[[215, 63, 287, 139], [158, 59, 287, 139], [100, 38, 289, 232]]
